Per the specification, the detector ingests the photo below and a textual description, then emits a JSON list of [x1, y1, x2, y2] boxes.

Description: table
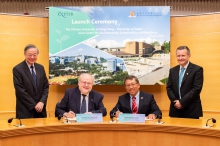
[[0, 117, 219, 146]]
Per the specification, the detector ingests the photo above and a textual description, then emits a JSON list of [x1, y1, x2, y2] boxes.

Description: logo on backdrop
[[129, 11, 136, 18], [58, 11, 74, 18]]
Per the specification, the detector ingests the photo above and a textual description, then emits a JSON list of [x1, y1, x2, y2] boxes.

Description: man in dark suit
[[166, 46, 203, 119], [110, 75, 162, 119], [13, 44, 49, 119], [55, 73, 107, 117]]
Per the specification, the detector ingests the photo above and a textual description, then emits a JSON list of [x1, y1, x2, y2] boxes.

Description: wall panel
[[0, 13, 220, 119], [171, 14, 220, 115], [0, 14, 49, 117]]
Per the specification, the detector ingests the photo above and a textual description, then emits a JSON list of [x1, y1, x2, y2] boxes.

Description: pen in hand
[[68, 109, 75, 117], [114, 107, 121, 118]]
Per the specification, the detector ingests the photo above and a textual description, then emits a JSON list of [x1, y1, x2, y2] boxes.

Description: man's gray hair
[[78, 73, 94, 84], [24, 44, 39, 54], [176, 46, 190, 55]]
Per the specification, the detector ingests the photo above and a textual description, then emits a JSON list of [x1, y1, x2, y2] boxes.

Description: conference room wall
[[0, 14, 49, 119], [170, 13, 220, 118], [0, 13, 220, 119]]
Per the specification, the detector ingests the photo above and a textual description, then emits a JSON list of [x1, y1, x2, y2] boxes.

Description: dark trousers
[[33, 110, 44, 118]]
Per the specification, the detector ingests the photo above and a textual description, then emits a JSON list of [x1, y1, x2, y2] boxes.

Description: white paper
[[67, 117, 76, 121]]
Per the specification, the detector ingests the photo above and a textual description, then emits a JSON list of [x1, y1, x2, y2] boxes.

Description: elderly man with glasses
[[110, 75, 162, 120], [55, 73, 107, 118], [13, 44, 49, 119]]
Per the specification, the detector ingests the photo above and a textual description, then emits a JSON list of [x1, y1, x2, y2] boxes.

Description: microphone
[[57, 114, 62, 120], [110, 113, 115, 122], [155, 115, 164, 124], [8, 117, 24, 127], [204, 118, 216, 128], [63, 115, 69, 123], [158, 115, 162, 123], [8, 117, 13, 123], [58, 114, 69, 123], [109, 112, 117, 123], [109, 107, 119, 123]]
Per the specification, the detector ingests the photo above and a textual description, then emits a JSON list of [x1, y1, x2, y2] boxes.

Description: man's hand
[[63, 111, 75, 118], [174, 100, 182, 109], [35, 102, 44, 113], [146, 114, 157, 120], [115, 110, 123, 118]]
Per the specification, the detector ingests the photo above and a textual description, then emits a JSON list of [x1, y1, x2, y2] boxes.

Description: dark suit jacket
[[55, 87, 107, 117], [166, 62, 203, 118], [110, 91, 162, 117], [13, 60, 49, 119]]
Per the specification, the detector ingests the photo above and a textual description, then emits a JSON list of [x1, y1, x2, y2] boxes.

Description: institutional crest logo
[[129, 11, 136, 17]]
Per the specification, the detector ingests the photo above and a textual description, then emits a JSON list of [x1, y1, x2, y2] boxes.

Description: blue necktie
[[30, 66, 38, 99], [179, 68, 185, 98], [81, 94, 86, 113]]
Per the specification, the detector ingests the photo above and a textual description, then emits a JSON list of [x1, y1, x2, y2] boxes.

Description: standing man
[[110, 75, 162, 120], [55, 73, 107, 118], [13, 44, 49, 119], [166, 46, 203, 119]]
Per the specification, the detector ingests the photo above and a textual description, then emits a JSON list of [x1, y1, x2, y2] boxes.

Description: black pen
[[69, 109, 75, 117], [69, 109, 74, 114], [112, 107, 119, 117]]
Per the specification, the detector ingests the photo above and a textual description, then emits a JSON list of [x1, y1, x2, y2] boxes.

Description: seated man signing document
[[110, 75, 162, 120], [55, 73, 107, 118]]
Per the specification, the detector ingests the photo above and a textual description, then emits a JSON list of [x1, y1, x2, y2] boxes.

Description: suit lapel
[[35, 64, 40, 90], [138, 92, 144, 112], [181, 62, 192, 85], [75, 87, 81, 113], [125, 94, 132, 113], [88, 91, 94, 111], [175, 66, 180, 88]]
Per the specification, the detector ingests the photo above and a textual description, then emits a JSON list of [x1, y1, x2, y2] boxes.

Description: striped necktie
[[132, 97, 137, 114], [179, 68, 185, 98], [81, 94, 87, 113], [30, 66, 38, 99]]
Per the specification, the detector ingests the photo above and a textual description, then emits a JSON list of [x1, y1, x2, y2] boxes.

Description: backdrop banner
[[49, 6, 170, 85]]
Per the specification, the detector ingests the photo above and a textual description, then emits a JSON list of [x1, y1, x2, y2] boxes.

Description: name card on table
[[76, 113, 103, 123], [118, 114, 145, 123]]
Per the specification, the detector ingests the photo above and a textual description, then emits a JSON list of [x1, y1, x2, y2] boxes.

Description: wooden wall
[[170, 14, 220, 118], [0, 13, 220, 119], [0, 15, 49, 119]]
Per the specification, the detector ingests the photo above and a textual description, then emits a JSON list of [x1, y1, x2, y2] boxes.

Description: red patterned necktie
[[132, 97, 137, 114]]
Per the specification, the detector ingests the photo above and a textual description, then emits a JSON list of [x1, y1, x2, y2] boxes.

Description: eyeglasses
[[125, 82, 138, 88], [27, 54, 38, 58], [80, 81, 92, 86]]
